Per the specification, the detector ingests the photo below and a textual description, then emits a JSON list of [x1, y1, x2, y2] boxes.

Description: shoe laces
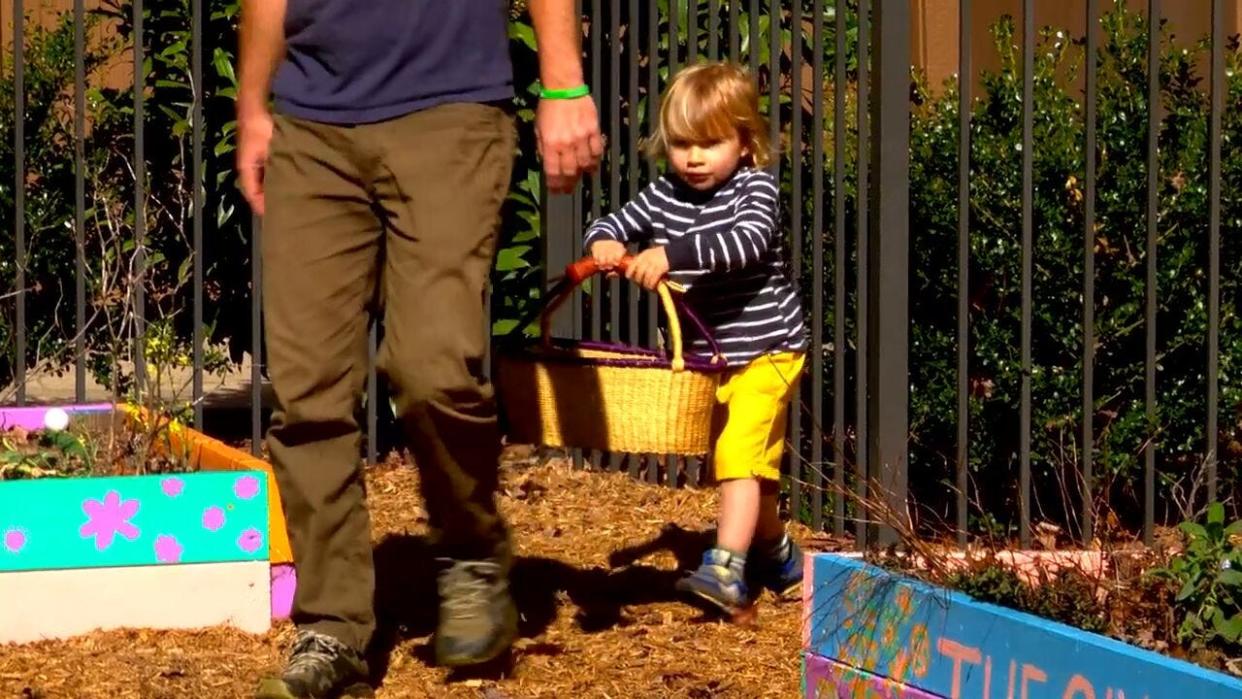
[[288, 630, 347, 675], [438, 559, 501, 619]]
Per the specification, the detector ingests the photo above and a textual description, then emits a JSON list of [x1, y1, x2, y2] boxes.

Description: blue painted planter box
[[0, 404, 281, 642], [0, 470, 269, 572], [803, 553, 1242, 699]]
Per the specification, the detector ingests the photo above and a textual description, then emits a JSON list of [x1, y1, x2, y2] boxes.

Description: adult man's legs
[[259, 114, 380, 698], [365, 102, 516, 666]]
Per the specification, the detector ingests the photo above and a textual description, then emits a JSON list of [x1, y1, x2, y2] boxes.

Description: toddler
[[584, 61, 808, 612]]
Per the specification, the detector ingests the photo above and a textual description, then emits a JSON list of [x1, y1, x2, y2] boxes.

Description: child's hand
[[626, 247, 670, 290], [590, 240, 628, 271]]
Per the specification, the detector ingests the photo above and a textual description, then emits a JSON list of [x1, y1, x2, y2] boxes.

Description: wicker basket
[[496, 256, 728, 456]]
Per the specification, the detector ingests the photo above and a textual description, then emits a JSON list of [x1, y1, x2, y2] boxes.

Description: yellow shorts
[[712, 351, 806, 482]]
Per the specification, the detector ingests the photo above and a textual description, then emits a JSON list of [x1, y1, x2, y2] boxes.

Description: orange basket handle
[[539, 256, 712, 372]]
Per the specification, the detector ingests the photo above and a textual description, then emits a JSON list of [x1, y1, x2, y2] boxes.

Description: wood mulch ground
[[0, 451, 824, 698]]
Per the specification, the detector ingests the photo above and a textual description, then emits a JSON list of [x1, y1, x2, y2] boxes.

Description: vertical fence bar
[[767, 0, 779, 181], [543, 2, 584, 470], [854, 0, 869, 547], [75, 0, 87, 402], [609, 0, 624, 472], [669, 0, 679, 89], [746, 0, 757, 68], [1019, 0, 1033, 548], [589, 0, 604, 471], [660, 0, 680, 486], [709, 0, 719, 59], [867, 0, 910, 548], [687, 0, 697, 64], [788, 0, 803, 520], [650, 0, 660, 244], [831, 0, 846, 537], [134, 0, 147, 394], [626, 0, 641, 480], [810, 0, 825, 531], [729, 0, 740, 61], [573, 0, 587, 473], [14, 0, 25, 406], [192, 0, 205, 426], [956, 0, 971, 548], [660, 1, 690, 486], [1082, 0, 1097, 544], [1143, 0, 1159, 545], [251, 214, 262, 456], [1207, 0, 1222, 503]]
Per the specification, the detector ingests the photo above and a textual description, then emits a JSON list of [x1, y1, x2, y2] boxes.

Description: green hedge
[[901, 6, 1240, 531]]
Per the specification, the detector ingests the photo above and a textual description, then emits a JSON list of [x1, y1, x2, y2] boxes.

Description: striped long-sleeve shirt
[[583, 167, 807, 366]]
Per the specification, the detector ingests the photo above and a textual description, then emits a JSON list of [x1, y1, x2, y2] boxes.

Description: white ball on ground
[[43, 408, 70, 432]]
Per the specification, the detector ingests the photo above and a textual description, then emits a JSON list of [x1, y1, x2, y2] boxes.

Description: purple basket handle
[[667, 291, 724, 364]]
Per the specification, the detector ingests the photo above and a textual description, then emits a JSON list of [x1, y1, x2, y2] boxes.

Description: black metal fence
[[3, 0, 1238, 546]]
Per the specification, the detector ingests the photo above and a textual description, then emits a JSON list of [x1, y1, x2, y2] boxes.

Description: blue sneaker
[[750, 536, 803, 598], [675, 548, 751, 612]]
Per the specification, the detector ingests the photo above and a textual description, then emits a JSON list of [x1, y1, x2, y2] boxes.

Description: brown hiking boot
[[256, 629, 373, 699], [433, 557, 518, 668]]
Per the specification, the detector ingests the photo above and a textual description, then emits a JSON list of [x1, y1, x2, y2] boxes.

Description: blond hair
[[644, 61, 774, 169]]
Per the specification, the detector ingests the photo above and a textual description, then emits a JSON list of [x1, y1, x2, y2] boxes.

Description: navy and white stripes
[[584, 168, 807, 366]]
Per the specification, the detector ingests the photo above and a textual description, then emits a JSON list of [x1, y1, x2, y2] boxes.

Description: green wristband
[[540, 84, 591, 100]]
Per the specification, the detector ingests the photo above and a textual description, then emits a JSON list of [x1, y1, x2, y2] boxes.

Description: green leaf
[[508, 21, 537, 51], [495, 246, 532, 272], [1212, 612, 1242, 642], [177, 257, 194, 286], [213, 47, 237, 85], [492, 318, 519, 336], [1180, 522, 1209, 541], [1176, 578, 1199, 602], [1218, 569, 1242, 587], [1208, 502, 1226, 526]]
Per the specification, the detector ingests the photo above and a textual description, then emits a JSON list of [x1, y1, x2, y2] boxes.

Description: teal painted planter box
[[803, 553, 1242, 699], [1, 404, 277, 642], [0, 470, 269, 572]]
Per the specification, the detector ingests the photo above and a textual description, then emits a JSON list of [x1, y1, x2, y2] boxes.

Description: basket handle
[[541, 256, 723, 371], [565, 257, 724, 359]]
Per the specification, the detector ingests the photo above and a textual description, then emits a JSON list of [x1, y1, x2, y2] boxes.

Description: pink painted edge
[[803, 653, 946, 699], [0, 403, 115, 431], [270, 564, 296, 620], [802, 549, 814, 650]]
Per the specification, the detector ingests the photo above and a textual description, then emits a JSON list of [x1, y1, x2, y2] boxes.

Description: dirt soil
[[0, 452, 825, 698], [1, 412, 187, 480]]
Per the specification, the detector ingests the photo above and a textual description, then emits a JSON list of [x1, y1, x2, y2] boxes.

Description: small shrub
[[1149, 502, 1242, 650], [943, 562, 1110, 633]]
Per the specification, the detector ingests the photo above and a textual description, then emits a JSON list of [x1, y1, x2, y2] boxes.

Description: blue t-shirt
[[273, 0, 514, 125]]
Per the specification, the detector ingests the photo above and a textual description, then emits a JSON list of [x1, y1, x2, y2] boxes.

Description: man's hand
[[536, 96, 603, 194], [528, 0, 602, 194], [236, 0, 285, 215], [237, 107, 274, 215], [590, 239, 627, 271], [626, 247, 670, 291]]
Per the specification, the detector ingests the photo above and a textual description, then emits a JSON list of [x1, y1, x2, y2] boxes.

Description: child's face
[[667, 131, 747, 191]]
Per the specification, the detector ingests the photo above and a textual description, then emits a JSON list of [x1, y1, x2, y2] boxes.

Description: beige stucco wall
[[1, 0, 128, 89], [915, 0, 1241, 91], [5, 1, 1236, 93]]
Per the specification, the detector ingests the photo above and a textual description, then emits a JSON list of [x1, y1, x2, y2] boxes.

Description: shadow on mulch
[[364, 524, 715, 687]]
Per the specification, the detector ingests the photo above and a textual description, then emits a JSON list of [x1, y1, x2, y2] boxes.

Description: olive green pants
[[262, 102, 516, 652]]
